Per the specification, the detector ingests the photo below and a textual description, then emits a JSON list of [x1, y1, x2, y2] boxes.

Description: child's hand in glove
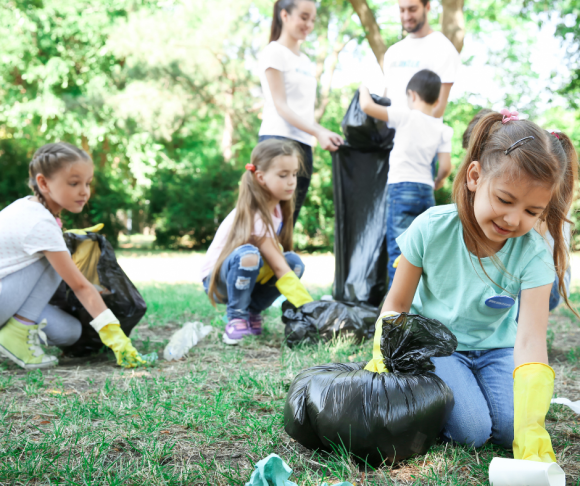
[[90, 309, 152, 368]]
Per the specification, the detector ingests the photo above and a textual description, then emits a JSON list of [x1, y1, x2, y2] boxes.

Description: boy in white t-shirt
[[359, 69, 453, 289]]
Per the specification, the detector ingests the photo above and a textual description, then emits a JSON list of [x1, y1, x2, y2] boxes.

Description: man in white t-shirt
[[383, 0, 461, 117]]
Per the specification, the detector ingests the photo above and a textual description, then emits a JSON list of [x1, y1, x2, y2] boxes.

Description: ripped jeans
[[203, 244, 305, 320]]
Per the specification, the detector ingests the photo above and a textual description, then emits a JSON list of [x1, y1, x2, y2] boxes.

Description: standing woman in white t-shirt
[[259, 0, 344, 224], [0, 142, 147, 370]]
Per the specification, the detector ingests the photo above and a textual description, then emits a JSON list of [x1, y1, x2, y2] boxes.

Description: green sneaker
[[0, 318, 58, 369]]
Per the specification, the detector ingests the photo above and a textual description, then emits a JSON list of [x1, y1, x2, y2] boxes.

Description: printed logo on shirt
[[390, 60, 421, 69], [295, 67, 315, 78]]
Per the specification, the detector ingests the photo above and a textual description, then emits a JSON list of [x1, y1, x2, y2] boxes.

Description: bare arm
[[381, 255, 423, 313], [432, 82, 453, 118], [256, 236, 292, 279], [265, 68, 343, 151], [434, 152, 452, 190], [359, 85, 390, 122], [514, 284, 552, 367], [43, 251, 107, 318]]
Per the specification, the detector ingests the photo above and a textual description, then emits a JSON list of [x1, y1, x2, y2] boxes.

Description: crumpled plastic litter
[[50, 232, 147, 357], [551, 397, 580, 414], [281, 300, 377, 348], [245, 453, 353, 486], [163, 321, 213, 361], [284, 313, 457, 466]]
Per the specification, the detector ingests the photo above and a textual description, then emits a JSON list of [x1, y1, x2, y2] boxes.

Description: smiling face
[[257, 154, 299, 203], [398, 0, 429, 34], [37, 160, 94, 214], [466, 161, 553, 253], [281, 0, 316, 41]]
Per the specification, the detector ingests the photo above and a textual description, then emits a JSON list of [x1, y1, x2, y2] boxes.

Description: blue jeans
[[386, 182, 435, 289], [203, 244, 305, 320], [432, 348, 514, 448]]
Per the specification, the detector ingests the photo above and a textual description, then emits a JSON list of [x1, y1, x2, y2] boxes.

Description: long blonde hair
[[208, 139, 304, 305], [453, 111, 579, 315]]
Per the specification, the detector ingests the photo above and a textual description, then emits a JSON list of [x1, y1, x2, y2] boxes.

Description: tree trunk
[[441, 0, 465, 53], [348, 0, 387, 68]]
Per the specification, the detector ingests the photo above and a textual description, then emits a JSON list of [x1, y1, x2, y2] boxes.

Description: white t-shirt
[[0, 197, 68, 285], [383, 31, 460, 109], [259, 41, 317, 146], [387, 109, 453, 187], [200, 204, 284, 281]]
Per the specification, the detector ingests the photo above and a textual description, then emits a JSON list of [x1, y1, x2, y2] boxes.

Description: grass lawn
[[1, 281, 579, 485]]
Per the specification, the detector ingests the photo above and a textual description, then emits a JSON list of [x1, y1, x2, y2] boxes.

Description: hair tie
[[500, 108, 519, 124], [551, 131, 560, 140], [245, 163, 256, 172]]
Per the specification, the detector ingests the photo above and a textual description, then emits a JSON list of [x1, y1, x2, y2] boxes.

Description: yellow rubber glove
[[513, 362, 557, 463], [364, 311, 399, 373], [65, 223, 105, 235], [275, 271, 313, 308], [257, 244, 285, 285], [393, 255, 401, 268], [90, 309, 146, 368], [257, 261, 275, 285], [99, 325, 147, 368]]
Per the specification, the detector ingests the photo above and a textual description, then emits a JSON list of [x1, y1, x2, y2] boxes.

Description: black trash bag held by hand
[[281, 300, 377, 348], [49, 232, 147, 357], [341, 89, 395, 151], [284, 313, 457, 466]]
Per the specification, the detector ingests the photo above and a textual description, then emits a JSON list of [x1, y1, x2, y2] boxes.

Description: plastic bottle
[[163, 321, 213, 361]]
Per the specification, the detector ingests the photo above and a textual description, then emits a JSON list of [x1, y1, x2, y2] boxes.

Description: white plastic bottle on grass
[[163, 321, 213, 361]]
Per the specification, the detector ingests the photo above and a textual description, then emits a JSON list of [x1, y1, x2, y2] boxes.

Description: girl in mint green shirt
[[381, 110, 577, 464]]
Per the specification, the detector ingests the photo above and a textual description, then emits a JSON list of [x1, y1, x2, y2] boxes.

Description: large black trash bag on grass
[[341, 89, 395, 152], [49, 232, 147, 357], [284, 313, 457, 466], [333, 90, 395, 307], [282, 300, 377, 348]]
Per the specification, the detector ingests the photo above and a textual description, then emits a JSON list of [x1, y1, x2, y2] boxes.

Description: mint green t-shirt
[[397, 204, 555, 351]]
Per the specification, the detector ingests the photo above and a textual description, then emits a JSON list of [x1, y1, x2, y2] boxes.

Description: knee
[[444, 413, 492, 448], [235, 245, 262, 272], [284, 252, 305, 278]]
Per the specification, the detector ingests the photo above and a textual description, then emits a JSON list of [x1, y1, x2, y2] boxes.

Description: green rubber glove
[[513, 362, 557, 463], [275, 271, 313, 308]]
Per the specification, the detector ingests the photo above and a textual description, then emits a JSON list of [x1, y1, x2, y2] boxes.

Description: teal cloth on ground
[[397, 204, 555, 351], [245, 453, 353, 486]]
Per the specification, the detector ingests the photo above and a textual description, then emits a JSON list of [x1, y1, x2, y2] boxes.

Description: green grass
[[1, 283, 579, 485]]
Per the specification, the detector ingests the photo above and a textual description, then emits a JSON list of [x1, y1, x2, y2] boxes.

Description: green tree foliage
[[1, 0, 578, 250]]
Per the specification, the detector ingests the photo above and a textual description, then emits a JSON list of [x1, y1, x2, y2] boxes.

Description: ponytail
[[544, 131, 579, 318]]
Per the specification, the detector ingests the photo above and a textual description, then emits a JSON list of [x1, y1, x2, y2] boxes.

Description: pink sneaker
[[222, 318, 252, 345], [249, 314, 263, 336]]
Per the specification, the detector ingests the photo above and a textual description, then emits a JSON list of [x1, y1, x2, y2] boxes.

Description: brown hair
[[270, 0, 315, 42], [29, 142, 92, 217], [208, 138, 303, 305], [452, 111, 579, 315], [462, 108, 493, 149]]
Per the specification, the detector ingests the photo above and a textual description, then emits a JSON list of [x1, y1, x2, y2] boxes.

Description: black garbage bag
[[282, 300, 377, 348], [49, 232, 147, 357], [341, 89, 395, 151], [332, 147, 390, 306], [284, 313, 457, 466]]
